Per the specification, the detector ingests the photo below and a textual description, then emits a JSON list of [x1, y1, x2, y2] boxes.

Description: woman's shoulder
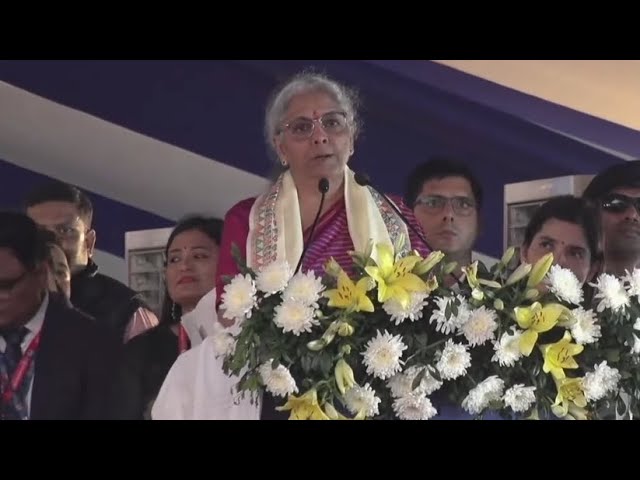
[[225, 197, 258, 221]]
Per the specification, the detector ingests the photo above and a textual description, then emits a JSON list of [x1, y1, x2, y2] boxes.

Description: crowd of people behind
[[1, 70, 639, 420]]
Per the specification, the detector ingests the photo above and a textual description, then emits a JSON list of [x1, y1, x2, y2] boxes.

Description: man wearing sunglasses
[[583, 160, 640, 277], [405, 157, 482, 281]]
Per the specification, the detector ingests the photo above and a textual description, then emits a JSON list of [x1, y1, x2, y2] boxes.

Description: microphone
[[294, 178, 330, 274], [354, 172, 460, 286]]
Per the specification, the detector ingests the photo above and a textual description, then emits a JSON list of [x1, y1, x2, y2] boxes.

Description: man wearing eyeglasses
[[0, 212, 120, 419], [405, 157, 482, 281], [24, 182, 158, 343], [583, 160, 640, 277]]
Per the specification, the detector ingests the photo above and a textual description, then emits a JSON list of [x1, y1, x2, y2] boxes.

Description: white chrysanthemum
[[256, 261, 292, 296], [383, 292, 429, 325], [272, 299, 318, 335], [583, 361, 621, 402], [625, 268, 640, 298], [362, 330, 407, 380], [429, 295, 471, 335], [258, 361, 298, 398], [462, 375, 505, 415], [393, 392, 437, 420], [282, 270, 325, 307], [491, 329, 523, 367], [546, 264, 584, 305], [570, 307, 601, 345], [591, 273, 630, 313], [220, 274, 258, 321], [436, 339, 471, 380], [210, 326, 236, 358], [503, 384, 536, 413], [461, 306, 498, 347], [344, 383, 381, 417], [387, 366, 442, 398]]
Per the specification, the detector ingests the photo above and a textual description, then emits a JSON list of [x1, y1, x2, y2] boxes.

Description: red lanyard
[[1, 331, 41, 405], [178, 325, 190, 354]]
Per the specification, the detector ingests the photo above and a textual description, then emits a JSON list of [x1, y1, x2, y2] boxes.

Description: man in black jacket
[[25, 181, 158, 342], [0, 212, 120, 419], [583, 159, 640, 278]]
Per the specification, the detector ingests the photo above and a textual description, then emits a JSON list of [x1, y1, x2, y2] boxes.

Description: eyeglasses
[[279, 111, 349, 139], [414, 195, 476, 216], [601, 193, 640, 214]]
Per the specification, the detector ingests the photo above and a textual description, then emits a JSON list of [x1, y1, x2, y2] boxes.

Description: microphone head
[[318, 178, 330, 194], [354, 172, 370, 186]]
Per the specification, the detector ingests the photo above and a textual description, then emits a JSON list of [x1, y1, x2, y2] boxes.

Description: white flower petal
[[273, 299, 319, 335], [362, 330, 407, 380], [344, 383, 381, 417], [259, 361, 298, 398]]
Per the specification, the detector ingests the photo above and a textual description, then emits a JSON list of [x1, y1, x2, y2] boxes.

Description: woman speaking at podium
[[152, 70, 428, 420]]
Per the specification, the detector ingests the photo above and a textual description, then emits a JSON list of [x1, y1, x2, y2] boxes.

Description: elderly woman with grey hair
[[152, 70, 429, 420]]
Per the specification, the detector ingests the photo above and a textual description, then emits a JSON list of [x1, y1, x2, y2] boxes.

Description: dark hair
[[523, 195, 601, 264], [24, 181, 94, 227], [159, 216, 224, 326], [404, 156, 483, 209], [0, 211, 49, 271], [583, 159, 640, 201]]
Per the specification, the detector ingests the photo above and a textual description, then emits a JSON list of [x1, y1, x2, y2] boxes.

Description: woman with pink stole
[[152, 71, 429, 420]]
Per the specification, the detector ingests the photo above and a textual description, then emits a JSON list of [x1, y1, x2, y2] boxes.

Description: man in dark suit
[[0, 211, 120, 420], [24, 181, 158, 342]]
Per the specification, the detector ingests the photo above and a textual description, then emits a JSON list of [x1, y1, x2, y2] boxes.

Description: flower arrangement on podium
[[215, 237, 634, 420]]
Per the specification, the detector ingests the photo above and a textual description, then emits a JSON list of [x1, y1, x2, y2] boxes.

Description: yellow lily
[[551, 377, 587, 419], [514, 302, 567, 356], [324, 257, 343, 278], [505, 262, 532, 286], [334, 359, 357, 395], [541, 331, 584, 380], [337, 322, 355, 337], [414, 251, 446, 275], [565, 403, 590, 420], [462, 261, 480, 289], [425, 276, 439, 293], [276, 389, 330, 420], [324, 270, 375, 313], [527, 252, 554, 288], [500, 246, 516, 267], [323, 403, 349, 420], [323, 403, 366, 420], [364, 243, 427, 309]]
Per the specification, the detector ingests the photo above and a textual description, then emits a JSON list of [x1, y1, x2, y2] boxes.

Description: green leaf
[[445, 301, 452, 320], [319, 353, 333, 377], [412, 368, 426, 390], [415, 333, 428, 348], [616, 396, 628, 417], [301, 355, 312, 374], [429, 366, 442, 383], [606, 348, 621, 363]]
